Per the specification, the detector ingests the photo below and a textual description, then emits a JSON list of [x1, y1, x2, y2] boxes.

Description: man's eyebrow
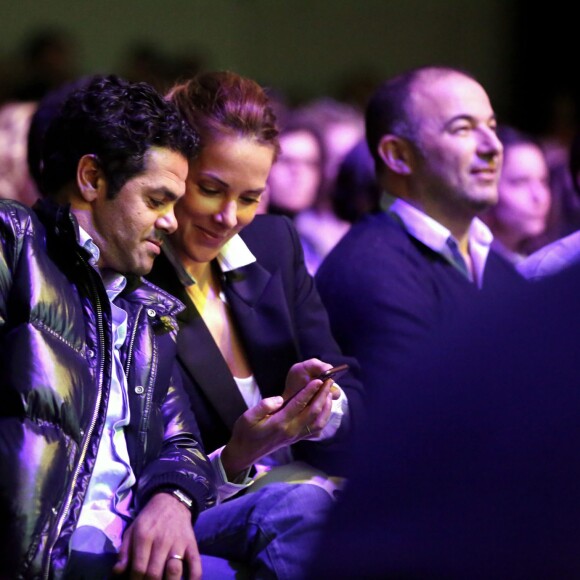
[[445, 114, 474, 126], [445, 113, 497, 127]]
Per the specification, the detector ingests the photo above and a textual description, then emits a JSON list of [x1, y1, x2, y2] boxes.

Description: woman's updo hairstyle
[[167, 70, 280, 158]]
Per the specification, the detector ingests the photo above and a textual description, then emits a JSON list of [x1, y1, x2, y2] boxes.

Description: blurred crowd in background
[[2, 26, 580, 273]]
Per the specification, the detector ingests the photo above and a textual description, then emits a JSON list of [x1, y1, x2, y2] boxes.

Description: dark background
[[0, 0, 576, 138]]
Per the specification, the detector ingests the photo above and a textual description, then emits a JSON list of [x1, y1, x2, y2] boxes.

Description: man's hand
[[113, 492, 200, 580]]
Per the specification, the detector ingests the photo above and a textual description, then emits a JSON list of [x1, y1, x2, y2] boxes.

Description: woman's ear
[[377, 135, 413, 175], [77, 154, 106, 202]]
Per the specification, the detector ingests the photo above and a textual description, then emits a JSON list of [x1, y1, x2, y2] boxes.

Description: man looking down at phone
[[316, 66, 524, 397]]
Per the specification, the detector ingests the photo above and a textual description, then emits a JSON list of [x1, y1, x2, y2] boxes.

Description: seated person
[[147, 70, 364, 497], [519, 127, 580, 280], [482, 125, 552, 264]]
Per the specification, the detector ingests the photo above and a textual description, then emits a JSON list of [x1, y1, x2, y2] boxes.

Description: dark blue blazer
[[315, 210, 524, 396], [147, 214, 364, 476]]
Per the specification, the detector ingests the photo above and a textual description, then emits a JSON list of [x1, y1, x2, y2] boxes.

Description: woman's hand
[[220, 359, 338, 480], [283, 358, 341, 403]]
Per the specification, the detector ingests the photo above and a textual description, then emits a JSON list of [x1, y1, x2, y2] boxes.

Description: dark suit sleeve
[[272, 217, 366, 473]]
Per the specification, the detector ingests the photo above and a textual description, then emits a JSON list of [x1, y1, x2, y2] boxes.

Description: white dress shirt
[[72, 228, 136, 553]]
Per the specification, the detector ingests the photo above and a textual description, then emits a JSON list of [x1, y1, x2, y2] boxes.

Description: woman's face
[[172, 135, 275, 267], [494, 142, 551, 244]]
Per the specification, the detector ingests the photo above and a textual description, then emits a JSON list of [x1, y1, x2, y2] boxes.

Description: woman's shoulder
[[240, 214, 300, 251]]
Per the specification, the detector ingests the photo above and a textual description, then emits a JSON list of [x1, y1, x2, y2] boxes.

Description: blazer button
[[146, 308, 156, 318], [135, 385, 145, 395]]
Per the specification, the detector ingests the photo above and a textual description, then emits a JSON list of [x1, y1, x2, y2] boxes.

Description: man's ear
[[377, 135, 413, 175], [77, 154, 106, 202]]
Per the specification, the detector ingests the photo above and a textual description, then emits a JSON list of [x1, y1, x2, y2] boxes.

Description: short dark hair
[[41, 74, 199, 198], [27, 75, 96, 189], [365, 65, 476, 174]]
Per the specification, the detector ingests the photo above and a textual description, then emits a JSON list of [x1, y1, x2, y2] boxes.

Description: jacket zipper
[[124, 305, 142, 380], [42, 259, 107, 579]]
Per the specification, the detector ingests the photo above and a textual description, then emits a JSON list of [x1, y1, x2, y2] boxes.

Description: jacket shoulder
[[239, 214, 300, 262], [0, 199, 38, 234], [240, 214, 295, 243], [319, 212, 419, 272], [125, 277, 186, 319]]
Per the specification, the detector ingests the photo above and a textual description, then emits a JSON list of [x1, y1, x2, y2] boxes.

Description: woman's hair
[[167, 70, 280, 157]]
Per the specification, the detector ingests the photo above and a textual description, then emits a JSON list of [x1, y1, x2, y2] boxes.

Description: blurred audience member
[[540, 126, 580, 245], [267, 112, 328, 272], [268, 98, 365, 273], [120, 42, 205, 95], [518, 128, 580, 280], [12, 28, 78, 101], [298, 97, 365, 188], [267, 113, 325, 218], [293, 98, 365, 271], [482, 125, 551, 264], [27, 75, 96, 193], [330, 138, 382, 224], [0, 101, 39, 206]]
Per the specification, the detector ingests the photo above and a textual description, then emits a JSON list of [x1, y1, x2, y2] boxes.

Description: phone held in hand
[[279, 364, 350, 411], [317, 364, 349, 383]]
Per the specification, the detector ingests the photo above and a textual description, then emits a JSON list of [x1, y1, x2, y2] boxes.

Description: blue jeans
[[196, 483, 334, 579]]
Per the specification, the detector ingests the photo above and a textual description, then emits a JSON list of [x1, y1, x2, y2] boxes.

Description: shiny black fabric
[[0, 199, 216, 578]]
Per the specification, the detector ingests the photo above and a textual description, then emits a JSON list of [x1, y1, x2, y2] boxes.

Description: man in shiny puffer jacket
[[0, 75, 217, 578]]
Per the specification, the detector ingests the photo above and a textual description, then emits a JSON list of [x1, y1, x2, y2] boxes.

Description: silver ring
[[167, 554, 184, 562]]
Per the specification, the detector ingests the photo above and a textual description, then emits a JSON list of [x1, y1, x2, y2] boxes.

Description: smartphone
[[317, 364, 350, 383]]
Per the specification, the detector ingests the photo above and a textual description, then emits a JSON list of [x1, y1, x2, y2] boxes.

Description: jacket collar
[[162, 233, 257, 288], [33, 198, 184, 318]]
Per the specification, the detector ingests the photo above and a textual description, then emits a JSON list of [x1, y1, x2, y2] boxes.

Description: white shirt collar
[[78, 225, 100, 266], [382, 193, 494, 287], [163, 233, 257, 287], [78, 225, 127, 298]]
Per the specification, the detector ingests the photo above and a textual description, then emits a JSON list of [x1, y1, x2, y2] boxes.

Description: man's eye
[[452, 125, 471, 134], [241, 196, 260, 205], [149, 198, 165, 208]]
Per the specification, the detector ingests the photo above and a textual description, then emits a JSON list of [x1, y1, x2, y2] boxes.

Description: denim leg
[[194, 482, 334, 580]]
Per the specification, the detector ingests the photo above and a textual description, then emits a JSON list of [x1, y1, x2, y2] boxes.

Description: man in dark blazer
[[316, 65, 523, 395], [309, 259, 580, 578]]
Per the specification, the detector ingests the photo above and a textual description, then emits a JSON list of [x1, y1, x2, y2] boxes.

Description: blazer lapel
[[177, 310, 248, 431], [151, 255, 249, 430], [222, 260, 271, 307], [225, 261, 295, 399]]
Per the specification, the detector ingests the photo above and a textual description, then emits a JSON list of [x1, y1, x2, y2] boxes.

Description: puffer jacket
[[0, 199, 217, 579]]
